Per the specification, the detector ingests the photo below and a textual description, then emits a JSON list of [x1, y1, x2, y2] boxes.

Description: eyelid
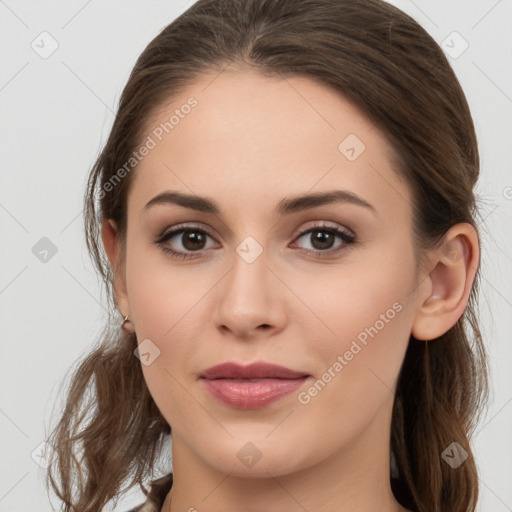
[[158, 220, 353, 241], [291, 220, 354, 239], [157, 222, 217, 241]]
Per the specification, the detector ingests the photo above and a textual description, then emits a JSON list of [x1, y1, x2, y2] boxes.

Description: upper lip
[[200, 362, 309, 380]]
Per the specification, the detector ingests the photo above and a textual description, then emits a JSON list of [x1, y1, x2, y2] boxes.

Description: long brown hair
[[45, 1, 490, 510]]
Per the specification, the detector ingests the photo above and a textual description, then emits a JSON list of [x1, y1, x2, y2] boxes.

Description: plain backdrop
[[0, 1, 511, 511]]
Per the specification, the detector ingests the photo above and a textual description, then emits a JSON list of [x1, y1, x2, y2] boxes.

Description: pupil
[[184, 232, 205, 250], [312, 230, 333, 249]]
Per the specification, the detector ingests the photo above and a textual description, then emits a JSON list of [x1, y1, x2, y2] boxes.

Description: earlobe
[[411, 223, 479, 341]]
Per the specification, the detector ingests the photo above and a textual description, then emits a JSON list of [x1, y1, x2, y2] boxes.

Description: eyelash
[[154, 222, 357, 260]]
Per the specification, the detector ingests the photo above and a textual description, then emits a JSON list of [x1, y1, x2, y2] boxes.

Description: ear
[[411, 223, 480, 341], [101, 219, 130, 317]]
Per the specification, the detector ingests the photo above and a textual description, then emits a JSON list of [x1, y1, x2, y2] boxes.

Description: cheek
[[125, 247, 206, 426], [307, 260, 415, 416], [293, 278, 413, 448], [124, 244, 197, 386], [300, 242, 415, 345], [297, 241, 415, 377], [125, 240, 206, 338]]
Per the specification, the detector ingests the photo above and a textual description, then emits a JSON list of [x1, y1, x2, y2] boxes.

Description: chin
[[199, 437, 308, 478]]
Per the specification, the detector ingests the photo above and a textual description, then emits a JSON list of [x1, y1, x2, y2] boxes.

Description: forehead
[[129, 69, 412, 224]]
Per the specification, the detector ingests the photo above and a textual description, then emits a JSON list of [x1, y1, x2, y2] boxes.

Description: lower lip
[[201, 377, 308, 409]]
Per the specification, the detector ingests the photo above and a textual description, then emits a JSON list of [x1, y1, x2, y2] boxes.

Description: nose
[[212, 247, 287, 341]]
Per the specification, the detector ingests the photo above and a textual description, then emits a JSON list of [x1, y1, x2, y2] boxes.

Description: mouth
[[199, 361, 310, 380], [199, 362, 311, 409]]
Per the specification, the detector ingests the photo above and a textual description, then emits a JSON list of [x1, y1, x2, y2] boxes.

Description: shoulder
[[123, 473, 174, 512]]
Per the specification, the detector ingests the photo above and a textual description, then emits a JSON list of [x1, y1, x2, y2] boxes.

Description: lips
[[199, 361, 309, 380], [199, 361, 310, 409]]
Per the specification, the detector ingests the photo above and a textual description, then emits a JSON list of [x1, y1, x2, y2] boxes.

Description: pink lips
[[199, 362, 310, 409]]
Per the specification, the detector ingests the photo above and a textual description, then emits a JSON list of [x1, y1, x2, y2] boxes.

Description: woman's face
[[114, 69, 426, 478]]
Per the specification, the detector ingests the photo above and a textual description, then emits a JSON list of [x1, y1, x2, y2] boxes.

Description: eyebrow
[[143, 189, 377, 216]]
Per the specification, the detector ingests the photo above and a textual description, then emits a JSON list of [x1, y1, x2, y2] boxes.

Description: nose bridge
[[225, 236, 271, 309], [213, 234, 283, 335]]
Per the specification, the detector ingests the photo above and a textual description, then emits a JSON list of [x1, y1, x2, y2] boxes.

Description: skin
[[101, 68, 479, 512]]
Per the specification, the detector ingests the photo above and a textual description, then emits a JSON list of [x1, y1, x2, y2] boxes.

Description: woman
[[45, 0, 490, 511]]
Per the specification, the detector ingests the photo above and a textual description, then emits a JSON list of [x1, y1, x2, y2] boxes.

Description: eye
[[291, 222, 356, 258], [154, 222, 357, 260], [154, 223, 217, 260]]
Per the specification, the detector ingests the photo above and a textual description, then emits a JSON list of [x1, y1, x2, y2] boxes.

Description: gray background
[[0, 1, 511, 510]]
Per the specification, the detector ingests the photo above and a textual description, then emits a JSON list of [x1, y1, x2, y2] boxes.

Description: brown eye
[[292, 225, 356, 257], [155, 226, 217, 259], [179, 230, 208, 251]]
